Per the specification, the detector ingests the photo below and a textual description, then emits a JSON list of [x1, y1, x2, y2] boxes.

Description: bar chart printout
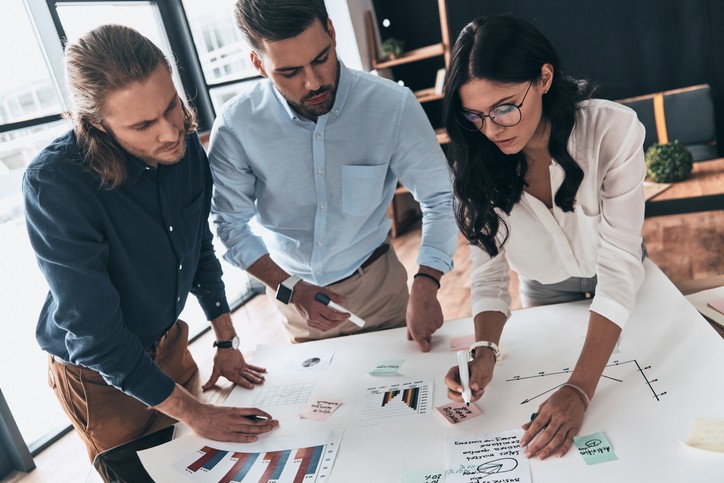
[[138, 430, 343, 483], [360, 380, 432, 426]]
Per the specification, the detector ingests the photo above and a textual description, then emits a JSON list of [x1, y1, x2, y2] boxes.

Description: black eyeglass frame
[[457, 80, 535, 131]]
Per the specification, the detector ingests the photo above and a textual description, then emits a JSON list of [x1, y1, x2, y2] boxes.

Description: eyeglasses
[[457, 81, 534, 131]]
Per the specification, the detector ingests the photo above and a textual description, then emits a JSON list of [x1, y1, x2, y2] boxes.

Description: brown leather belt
[[329, 243, 390, 286]]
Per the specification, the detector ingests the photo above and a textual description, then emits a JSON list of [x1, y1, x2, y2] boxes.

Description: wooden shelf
[[372, 43, 445, 69], [414, 87, 444, 103]]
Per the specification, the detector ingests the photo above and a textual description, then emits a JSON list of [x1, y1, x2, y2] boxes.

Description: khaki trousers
[[47, 320, 199, 466], [268, 246, 409, 342]]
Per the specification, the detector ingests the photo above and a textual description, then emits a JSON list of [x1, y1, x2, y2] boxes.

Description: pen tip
[[466, 402, 469, 407]]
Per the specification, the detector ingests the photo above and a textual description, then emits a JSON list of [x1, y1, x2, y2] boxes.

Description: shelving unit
[[365, 0, 451, 236]]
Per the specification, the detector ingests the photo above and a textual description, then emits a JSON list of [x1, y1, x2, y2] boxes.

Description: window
[[181, 0, 263, 113]]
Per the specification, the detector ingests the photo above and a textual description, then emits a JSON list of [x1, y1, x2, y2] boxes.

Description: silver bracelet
[[468, 340, 500, 362], [560, 383, 590, 411]]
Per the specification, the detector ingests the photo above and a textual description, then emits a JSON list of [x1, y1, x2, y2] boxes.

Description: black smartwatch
[[275, 275, 301, 305], [213, 335, 239, 350]]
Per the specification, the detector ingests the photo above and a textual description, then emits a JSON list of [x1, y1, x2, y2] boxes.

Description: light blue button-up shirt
[[208, 62, 457, 286]]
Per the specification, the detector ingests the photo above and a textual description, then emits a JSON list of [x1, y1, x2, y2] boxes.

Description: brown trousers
[[268, 246, 409, 342], [47, 320, 199, 465]]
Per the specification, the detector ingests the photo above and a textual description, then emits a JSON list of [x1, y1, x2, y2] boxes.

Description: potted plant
[[644, 140, 693, 183], [381, 38, 405, 60]]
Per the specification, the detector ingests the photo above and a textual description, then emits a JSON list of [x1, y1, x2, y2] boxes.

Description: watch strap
[[468, 340, 500, 362], [275, 275, 301, 304]]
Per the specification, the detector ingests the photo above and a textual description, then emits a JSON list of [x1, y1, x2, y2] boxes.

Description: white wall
[[325, 0, 375, 72]]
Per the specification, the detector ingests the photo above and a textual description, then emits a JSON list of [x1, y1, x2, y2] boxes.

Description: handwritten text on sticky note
[[574, 432, 618, 465], [435, 402, 482, 425], [368, 359, 404, 376], [300, 399, 342, 421]]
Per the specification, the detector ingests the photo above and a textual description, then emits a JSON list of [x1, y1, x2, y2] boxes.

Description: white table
[[144, 259, 724, 482]]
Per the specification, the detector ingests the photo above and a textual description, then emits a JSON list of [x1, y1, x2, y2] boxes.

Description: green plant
[[381, 38, 405, 60], [644, 140, 693, 182]]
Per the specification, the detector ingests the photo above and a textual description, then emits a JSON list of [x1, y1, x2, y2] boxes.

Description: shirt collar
[[271, 60, 352, 122]]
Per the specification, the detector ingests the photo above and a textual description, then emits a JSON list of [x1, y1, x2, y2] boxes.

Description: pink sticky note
[[450, 335, 475, 352], [300, 399, 342, 421], [707, 297, 724, 316], [435, 402, 482, 425]]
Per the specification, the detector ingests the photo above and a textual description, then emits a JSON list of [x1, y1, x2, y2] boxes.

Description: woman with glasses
[[442, 15, 646, 459]]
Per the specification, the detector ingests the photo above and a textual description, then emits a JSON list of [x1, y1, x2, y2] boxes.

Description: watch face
[[276, 283, 293, 304]]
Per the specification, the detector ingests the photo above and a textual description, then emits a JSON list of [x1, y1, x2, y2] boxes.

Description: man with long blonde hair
[[23, 24, 278, 477]]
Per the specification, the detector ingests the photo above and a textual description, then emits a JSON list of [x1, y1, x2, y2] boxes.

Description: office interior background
[[1, 0, 722, 478]]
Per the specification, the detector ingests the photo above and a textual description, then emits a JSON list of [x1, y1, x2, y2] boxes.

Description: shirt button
[[177, 297, 180, 302], [169, 226, 174, 232], [197, 283, 201, 287], [317, 241, 322, 246], [215, 302, 221, 307], [179, 264, 183, 270], [315, 132, 321, 140], [319, 204, 325, 210], [317, 169, 322, 175]]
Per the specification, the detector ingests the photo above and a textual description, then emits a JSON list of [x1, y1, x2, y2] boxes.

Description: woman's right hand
[[444, 349, 497, 403]]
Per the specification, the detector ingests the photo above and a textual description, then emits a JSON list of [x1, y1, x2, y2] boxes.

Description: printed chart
[[139, 430, 343, 483], [359, 380, 432, 426], [252, 382, 315, 407]]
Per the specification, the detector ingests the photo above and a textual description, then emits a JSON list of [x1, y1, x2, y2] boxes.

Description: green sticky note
[[369, 359, 404, 376], [401, 469, 446, 483], [574, 432, 618, 465]]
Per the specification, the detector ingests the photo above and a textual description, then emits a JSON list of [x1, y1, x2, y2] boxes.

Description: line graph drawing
[[505, 359, 666, 405]]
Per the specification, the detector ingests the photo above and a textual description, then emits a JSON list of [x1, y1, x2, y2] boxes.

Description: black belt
[[329, 243, 390, 286]]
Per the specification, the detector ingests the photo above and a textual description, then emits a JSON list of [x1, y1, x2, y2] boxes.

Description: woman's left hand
[[519, 386, 587, 459]]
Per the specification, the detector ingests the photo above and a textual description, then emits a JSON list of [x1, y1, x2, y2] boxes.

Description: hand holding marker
[[457, 350, 472, 406], [315, 293, 366, 327]]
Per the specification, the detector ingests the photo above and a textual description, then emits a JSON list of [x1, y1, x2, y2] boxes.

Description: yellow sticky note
[[684, 418, 724, 453]]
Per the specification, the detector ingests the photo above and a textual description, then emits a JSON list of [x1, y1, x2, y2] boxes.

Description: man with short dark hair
[[209, 0, 458, 350], [23, 24, 278, 475]]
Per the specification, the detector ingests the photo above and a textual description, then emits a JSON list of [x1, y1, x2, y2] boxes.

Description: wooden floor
[[14, 210, 723, 483]]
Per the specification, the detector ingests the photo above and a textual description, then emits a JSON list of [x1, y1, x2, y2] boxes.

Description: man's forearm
[[245, 254, 291, 290]]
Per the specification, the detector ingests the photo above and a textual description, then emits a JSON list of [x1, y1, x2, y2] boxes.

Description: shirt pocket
[[176, 192, 204, 257], [342, 164, 387, 217]]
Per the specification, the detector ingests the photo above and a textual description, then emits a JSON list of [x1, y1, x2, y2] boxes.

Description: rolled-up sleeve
[[208, 111, 269, 270], [589, 112, 646, 327], [392, 90, 457, 274], [470, 245, 512, 319]]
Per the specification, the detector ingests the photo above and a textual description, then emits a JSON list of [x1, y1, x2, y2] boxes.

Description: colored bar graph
[[187, 446, 226, 473], [260, 451, 283, 482], [293, 445, 325, 483], [220, 452, 259, 483], [403, 386, 420, 410], [382, 389, 400, 406]]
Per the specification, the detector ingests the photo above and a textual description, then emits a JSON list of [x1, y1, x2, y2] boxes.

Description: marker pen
[[457, 350, 472, 406], [314, 293, 365, 327]]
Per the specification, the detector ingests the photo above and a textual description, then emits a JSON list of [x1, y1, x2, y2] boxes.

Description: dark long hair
[[64, 24, 196, 189], [443, 15, 595, 256]]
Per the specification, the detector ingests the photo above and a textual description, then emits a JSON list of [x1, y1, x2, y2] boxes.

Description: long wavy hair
[[443, 15, 595, 256], [64, 24, 196, 190]]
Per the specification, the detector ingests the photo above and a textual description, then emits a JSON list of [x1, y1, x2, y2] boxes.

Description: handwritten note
[[574, 432, 618, 464], [368, 359, 404, 376], [401, 469, 446, 483], [445, 429, 531, 483], [684, 418, 724, 453], [299, 399, 342, 421], [450, 335, 475, 352], [435, 402, 482, 425]]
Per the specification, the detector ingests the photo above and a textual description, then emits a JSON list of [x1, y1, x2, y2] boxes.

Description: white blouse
[[470, 99, 646, 328]]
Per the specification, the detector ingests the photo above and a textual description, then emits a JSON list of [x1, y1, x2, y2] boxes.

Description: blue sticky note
[[401, 469, 446, 483], [574, 432, 618, 465], [369, 359, 404, 376]]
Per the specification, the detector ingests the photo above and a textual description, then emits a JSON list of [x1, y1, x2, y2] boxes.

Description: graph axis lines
[[505, 358, 666, 405]]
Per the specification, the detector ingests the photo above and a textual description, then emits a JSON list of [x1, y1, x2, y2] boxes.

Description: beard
[[112, 128, 188, 168], [286, 85, 337, 121]]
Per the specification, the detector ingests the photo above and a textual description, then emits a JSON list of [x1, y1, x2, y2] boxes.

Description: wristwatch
[[275, 275, 301, 305], [213, 335, 239, 350]]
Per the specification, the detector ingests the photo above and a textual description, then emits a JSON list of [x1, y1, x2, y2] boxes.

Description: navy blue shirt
[[23, 131, 230, 406]]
